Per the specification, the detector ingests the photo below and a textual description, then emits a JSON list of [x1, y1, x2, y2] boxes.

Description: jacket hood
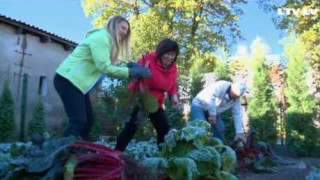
[[147, 51, 176, 73]]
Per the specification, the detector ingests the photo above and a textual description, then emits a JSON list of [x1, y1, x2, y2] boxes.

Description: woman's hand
[[207, 115, 216, 125], [170, 94, 179, 108], [127, 62, 141, 67], [234, 133, 246, 143]]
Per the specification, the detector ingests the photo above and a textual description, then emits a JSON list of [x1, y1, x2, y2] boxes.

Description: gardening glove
[[234, 133, 246, 143], [208, 115, 216, 125], [117, 60, 128, 67], [127, 61, 141, 68], [170, 94, 180, 108], [128, 65, 151, 79]]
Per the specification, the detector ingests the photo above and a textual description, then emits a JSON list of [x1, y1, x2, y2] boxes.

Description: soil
[[235, 151, 319, 180]]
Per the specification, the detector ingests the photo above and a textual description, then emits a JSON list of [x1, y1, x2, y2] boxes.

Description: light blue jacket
[[192, 81, 243, 133]]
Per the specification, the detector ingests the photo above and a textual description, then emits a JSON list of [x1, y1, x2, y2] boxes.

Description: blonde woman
[[54, 16, 151, 140]]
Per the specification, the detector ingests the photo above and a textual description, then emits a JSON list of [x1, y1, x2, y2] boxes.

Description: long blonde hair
[[106, 16, 131, 62]]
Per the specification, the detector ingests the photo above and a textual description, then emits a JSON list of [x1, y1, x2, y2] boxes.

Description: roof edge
[[0, 14, 77, 48]]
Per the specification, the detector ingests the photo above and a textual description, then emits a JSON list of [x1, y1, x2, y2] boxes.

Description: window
[[38, 76, 47, 96]]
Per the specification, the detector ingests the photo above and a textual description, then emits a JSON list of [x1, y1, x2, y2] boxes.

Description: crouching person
[[191, 80, 247, 143]]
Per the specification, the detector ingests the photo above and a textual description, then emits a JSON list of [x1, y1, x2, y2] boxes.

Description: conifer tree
[[28, 99, 46, 137], [0, 80, 16, 142], [283, 37, 318, 156], [248, 39, 278, 144], [89, 118, 101, 142]]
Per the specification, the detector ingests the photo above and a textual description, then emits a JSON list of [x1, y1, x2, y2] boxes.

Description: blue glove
[[127, 62, 141, 68], [129, 65, 151, 79]]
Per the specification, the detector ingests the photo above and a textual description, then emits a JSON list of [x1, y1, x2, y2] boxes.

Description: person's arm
[[231, 99, 243, 134], [168, 82, 178, 108], [88, 31, 129, 78], [168, 66, 179, 108], [231, 98, 246, 142]]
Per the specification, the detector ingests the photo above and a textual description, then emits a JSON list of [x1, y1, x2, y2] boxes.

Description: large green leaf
[[192, 135, 223, 150], [63, 155, 77, 180], [164, 120, 211, 144], [125, 139, 159, 161], [162, 140, 198, 158], [141, 157, 168, 172], [6, 136, 75, 177], [186, 146, 221, 175], [141, 91, 158, 113], [167, 157, 200, 180], [214, 145, 237, 172], [124, 119, 238, 180], [26, 137, 75, 173], [186, 120, 211, 131], [175, 126, 207, 141]]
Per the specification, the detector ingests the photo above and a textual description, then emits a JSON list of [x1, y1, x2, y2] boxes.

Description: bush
[[283, 37, 319, 156], [285, 112, 319, 156], [165, 98, 184, 130], [248, 43, 278, 144], [27, 99, 47, 138], [0, 80, 16, 142], [89, 117, 101, 142]]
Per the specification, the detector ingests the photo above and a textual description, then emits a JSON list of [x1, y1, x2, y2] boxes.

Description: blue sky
[[0, 0, 93, 43], [0, 0, 286, 55], [237, 0, 286, 55]]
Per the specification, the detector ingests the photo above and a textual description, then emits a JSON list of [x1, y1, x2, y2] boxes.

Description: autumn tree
[[82, 0, 246, 62], [189, 51, 217, 97], [82, 0, 246, 97]]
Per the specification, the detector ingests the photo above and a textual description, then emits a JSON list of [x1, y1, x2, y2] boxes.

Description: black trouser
[[54, 74, 95, 140], [115, 107, 170, 151]]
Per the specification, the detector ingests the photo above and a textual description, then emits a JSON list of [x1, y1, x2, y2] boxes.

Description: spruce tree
[[248, 39, 278, 144], [215, 60, 232, 81], [0, 80, 16, 142], [89, 118, 101, 142], [27, 99, 47, 137], [283, 37, 318, 156]]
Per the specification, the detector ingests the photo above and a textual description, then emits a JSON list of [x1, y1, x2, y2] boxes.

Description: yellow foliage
[[228, 57, 247, 73], [81, 0, 246, 71], [195, 16, 200, 22]]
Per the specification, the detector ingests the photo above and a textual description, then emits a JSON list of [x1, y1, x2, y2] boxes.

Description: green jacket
[[56, 28, 129, 94]]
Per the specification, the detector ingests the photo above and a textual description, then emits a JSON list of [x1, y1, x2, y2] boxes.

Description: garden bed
[[236, 157, 319, 180]]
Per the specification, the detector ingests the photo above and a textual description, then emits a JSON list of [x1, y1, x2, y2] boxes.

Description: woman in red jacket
[[115, 39, 180, 151]]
